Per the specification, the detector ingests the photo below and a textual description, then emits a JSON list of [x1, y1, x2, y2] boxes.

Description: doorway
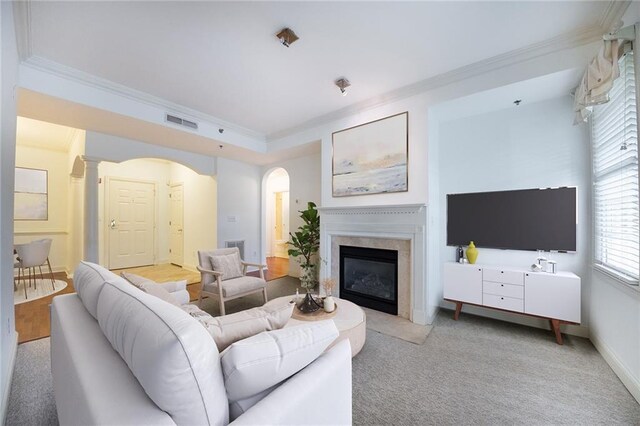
[[107, 177, 156, 269], [263, 168, 290, 279], [169, 183, 184, 266]]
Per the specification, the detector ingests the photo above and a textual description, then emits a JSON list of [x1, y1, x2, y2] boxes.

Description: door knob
[[109, 219, 116, 229]]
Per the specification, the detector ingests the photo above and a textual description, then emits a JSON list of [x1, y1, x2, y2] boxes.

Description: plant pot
[[299, 264, 318, 291]]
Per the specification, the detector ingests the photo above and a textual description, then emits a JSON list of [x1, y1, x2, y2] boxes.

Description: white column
[[82, 157, 100, 263]]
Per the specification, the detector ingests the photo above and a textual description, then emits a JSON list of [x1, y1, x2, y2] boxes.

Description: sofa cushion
[[209, 252, 243, 280], [97, 278, 228, 425], [221, 320, 339, 403], [181, 301, 294, 351], [74, 261, 121, 319]]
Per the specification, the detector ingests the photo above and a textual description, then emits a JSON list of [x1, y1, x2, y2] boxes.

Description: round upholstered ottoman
[[263, 296, 366, 357]]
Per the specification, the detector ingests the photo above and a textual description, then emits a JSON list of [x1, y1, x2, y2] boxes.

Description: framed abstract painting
[[14, 167, 48, 220], [332, 112, 408, 197]]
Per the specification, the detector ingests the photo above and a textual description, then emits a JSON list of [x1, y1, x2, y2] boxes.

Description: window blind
[[591, 51, 639, 283]]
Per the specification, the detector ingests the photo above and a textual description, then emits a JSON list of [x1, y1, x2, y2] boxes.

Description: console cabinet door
[[444, 263, 483, 305], [524, 273, 581, 323]]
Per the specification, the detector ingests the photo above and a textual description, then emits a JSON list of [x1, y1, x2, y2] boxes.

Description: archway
[[261, 168, 290, 280]]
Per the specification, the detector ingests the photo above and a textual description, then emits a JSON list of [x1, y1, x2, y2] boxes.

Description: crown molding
[[13, 0, 32, 61], [20, 56, 266, 141], [267, 24, 606, 141], [599, 0, 631, 31]]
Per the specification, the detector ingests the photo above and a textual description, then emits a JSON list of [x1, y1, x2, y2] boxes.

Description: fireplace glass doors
[[339, 245, 398, 315]]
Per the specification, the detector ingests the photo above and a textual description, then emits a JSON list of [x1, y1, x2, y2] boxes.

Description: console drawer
[[483, 268, 524, 286], [483, 293, 524, 313], [483, 281, 524, 299]]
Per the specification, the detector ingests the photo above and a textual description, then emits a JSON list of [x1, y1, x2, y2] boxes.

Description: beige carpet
[[363, 307, 433, 344]]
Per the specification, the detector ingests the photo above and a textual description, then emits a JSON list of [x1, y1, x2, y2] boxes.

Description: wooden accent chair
[[196, 247, 267, 315]]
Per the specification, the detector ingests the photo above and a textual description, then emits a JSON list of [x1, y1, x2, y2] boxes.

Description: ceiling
[[25, 1, 612, 138], [433, 68, 584, 122], [16, 116, 79, 152]]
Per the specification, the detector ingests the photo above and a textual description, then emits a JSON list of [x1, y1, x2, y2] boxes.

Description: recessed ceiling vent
[[166, 113, 198, 130]]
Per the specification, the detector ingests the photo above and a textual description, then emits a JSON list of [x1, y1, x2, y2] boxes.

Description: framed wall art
[[14, 167, 48, 220], [332, 112, 408, 197]]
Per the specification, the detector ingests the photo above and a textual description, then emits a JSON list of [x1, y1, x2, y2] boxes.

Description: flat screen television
[[447, 187, 577, 252]]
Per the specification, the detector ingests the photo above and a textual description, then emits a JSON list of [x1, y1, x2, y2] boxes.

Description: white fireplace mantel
[[318, 204, 428, 325]]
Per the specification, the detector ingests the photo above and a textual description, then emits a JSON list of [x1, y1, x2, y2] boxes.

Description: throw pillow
[[120, 271, 154, 289], [181, 301, 294, 351], [221, 320, 339, 403], [209, 253, 243, 280], [120, 272, 180, 306]]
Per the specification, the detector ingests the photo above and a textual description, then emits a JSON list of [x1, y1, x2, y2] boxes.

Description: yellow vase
[[466, 241, 479, 264]]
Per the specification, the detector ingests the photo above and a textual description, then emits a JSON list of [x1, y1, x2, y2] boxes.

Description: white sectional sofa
[[51, 261, 352, 425]]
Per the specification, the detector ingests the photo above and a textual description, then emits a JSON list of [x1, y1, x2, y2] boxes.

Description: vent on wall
[[225, 240, 245, 259], [166, 113, 198, 130]]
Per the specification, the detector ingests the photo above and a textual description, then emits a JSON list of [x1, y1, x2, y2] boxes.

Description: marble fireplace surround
[[318, 204, 427, 325]]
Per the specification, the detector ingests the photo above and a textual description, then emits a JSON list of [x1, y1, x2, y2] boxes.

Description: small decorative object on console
[[531, 263, 543, 272], [456, 245, 464, 263], [466, 241, 479, 264]]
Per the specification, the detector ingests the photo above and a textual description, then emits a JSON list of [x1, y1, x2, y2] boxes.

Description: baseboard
[[590, 331, 640, 405], [439, 300, 589, 338], [182, 264, 198, 273], [0, 332, 18, 424], [412, 309, 427, 325]]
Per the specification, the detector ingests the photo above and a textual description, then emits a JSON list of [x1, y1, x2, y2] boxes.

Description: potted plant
[[287, 201, 321, 312]]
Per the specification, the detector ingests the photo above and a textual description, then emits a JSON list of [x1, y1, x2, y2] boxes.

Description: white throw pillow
[[97, 278, 229, 425], [221, 320, 339, 403], [210, 253, 243, 280], [120, 271, 154, 289], [181, 301, 294, 350], [74, 261, 121, 319], [120, 272, 180, 306]]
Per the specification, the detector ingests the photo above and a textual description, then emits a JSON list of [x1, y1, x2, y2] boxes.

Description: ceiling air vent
[[165, 113, 198, 130]]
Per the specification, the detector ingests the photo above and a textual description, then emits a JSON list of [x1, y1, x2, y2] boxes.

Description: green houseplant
[[287, 201, 321, 312]]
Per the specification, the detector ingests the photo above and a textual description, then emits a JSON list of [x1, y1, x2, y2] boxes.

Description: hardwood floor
[[14, 259, 290, 343], [248, 256, 289, 281], [15, 272, 74, 344], [112, 263, 201, 285]]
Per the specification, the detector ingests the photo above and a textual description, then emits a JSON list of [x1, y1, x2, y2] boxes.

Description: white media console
[[443, 262, 581, 344]]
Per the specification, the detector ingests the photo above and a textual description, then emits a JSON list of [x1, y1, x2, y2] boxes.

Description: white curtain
[[573, 39, 622, 124]]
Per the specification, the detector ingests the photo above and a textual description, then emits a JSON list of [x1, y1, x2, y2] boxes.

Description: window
[[591, 51, 639, 284]]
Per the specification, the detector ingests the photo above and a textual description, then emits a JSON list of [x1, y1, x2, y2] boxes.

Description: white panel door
[[443, 263, 483, 304], [108, 178, 155, 269], [524, 272, 581, 323], [169, 184, 184, 266]]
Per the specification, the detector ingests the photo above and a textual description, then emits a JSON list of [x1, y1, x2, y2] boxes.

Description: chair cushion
[[221, 320, 339, 403], [74, 261, 121, 319], [120, 272, 180, 306], [97, 278, 229, 425], [181, 300, 294, 351], [204, 275, 266, 298], [209, 253, 243, 280]]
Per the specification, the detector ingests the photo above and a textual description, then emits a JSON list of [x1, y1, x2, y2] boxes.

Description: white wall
[[0, 1, 19, 420], [14, 145, 70, 272], [216, 158, 261, 264], [436, 96, 591, 336], [169, 162, 217, 270], [262, 153, 321, 277]]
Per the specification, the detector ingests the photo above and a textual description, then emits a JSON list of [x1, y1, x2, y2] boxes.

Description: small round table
[[263, 295, 366, 357]]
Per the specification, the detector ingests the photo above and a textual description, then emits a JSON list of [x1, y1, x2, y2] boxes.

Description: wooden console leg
[[550, 319, 563, 345], [454, 302, 463, 321]]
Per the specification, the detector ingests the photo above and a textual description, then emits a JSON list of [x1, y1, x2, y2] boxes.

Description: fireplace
[[339, 245, 398, 315]]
